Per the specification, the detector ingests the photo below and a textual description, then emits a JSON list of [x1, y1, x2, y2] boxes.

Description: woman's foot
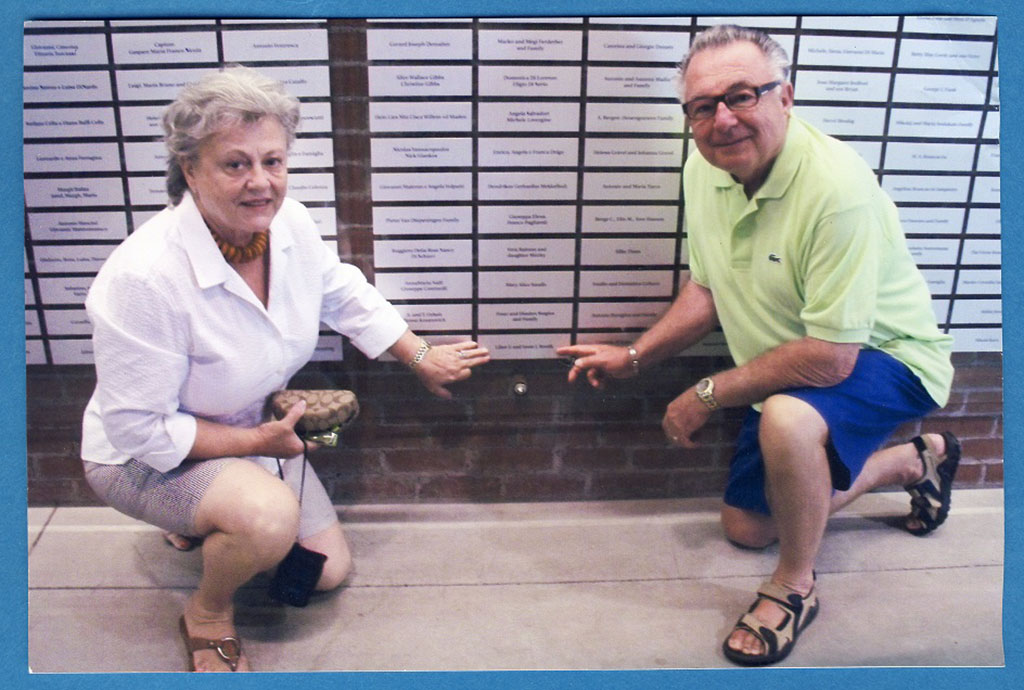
[[180, 598, 250, 672], [163, 531, 203, 552]]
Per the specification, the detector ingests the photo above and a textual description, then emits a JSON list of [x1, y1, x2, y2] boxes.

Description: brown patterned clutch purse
[[268, 389, 359, 447]]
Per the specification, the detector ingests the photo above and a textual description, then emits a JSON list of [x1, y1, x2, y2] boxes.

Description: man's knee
[[721, 505, 777, 550], [758, 394, 828, 459]]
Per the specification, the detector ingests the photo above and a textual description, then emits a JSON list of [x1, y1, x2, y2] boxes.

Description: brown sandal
[[178, 615, 244, 672], [722, 579, 819, 666], [904, 432, 961, 536]]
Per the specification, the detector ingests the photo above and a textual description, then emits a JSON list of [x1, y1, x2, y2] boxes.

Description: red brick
[[504, 370, 581, 397], [598, 422, 673, 448], [473, 395, 559, 422], [27, 436, 79, 456], [984, 463, 1003, 484], [590, 472, 676, 500], [341, 420, 447, 449], [964, 401, 1003, 418], [433, 422, 521, 449], [502, 474, 588, 501], [310, 449, 384, 477], [672, 468, 731, 496], [473, 447, 555, 474], [966, 389, 1003, 405], [563, 392, 650, 423], [634, 445, 721, 470], [23, 349, 1005, 505], [951, 366, 1003, 390], [951, 352, 1002, 367], [920, 416, 998, 439], [954, 463, 983, 486], [449, 424, 524, 448], [515, 423, 598, 448], [331, 476, 418, 503], [26, 365, 93, 399], [385, 448, 468, 473], [376, 399, 473, 424], [938, 393, 966, 415], [961, 437, 1003, 462], [560, 446, 629, 471], [28, 478, 99, 506], [330, 92, 371, 133], [418, 475, 503, 501], [31, 449, 86, 479]]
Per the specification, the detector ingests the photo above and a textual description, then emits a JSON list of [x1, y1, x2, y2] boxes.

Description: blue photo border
[[4, 1, 1019, 689]]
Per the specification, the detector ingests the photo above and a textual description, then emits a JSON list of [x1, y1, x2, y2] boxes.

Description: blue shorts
[[723, 348, 940, 515]]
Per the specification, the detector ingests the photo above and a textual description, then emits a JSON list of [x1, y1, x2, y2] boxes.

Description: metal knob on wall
[[511, 376, 528, 396]]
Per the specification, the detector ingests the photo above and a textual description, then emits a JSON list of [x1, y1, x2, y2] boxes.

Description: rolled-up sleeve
[[87, 273, 197, 472], [317, 243, 408, 359]]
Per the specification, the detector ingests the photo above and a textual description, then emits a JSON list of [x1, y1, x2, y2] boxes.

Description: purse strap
[[276, 439, 309, 506]]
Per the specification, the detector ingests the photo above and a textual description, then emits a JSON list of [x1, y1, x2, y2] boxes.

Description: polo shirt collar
[[707, 115, 806, 203]]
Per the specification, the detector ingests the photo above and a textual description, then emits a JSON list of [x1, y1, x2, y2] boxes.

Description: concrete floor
[[27, 489, 1003, 673]]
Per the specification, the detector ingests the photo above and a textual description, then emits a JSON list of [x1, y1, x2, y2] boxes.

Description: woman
[[80, 66, 489, 672]]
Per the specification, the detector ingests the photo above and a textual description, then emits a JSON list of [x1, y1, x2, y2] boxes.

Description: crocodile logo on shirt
[[768, 253, 782, 264]]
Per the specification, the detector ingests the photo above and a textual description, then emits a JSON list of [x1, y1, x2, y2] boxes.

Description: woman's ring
[[458, 350, 466, 359]]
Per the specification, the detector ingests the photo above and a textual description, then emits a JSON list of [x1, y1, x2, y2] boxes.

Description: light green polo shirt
[[684, 114, 954, 407]]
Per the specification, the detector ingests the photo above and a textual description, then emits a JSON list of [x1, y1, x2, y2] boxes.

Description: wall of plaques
[[23, 19, 338, 365], [23, 15, 1001, 365]]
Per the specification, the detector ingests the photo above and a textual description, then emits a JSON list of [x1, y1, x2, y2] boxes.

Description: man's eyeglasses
[[682, 80, 782, 122]]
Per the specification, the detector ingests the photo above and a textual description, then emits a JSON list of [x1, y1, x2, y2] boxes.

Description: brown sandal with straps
[[904, 431, 961, 536], [178, 615, 244, 672], [722, 579, 819, 666]]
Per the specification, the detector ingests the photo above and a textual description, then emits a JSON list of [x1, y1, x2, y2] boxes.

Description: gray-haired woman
[[80, 66, 489, 672]]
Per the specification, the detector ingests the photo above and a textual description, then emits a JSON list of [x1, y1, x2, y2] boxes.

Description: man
[[558, 25, 959, 666]]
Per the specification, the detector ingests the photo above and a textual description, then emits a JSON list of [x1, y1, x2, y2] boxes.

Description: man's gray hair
[[676, 25, 791, 101], [162, 65, 301, 205]]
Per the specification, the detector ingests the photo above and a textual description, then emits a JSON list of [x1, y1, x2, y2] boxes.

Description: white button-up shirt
[[81, 192, 408, 472]]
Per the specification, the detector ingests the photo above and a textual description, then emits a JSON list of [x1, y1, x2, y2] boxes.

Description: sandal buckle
[[212, 637, 241, 665]]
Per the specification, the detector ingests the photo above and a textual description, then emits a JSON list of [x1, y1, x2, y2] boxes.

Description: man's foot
[[904, 432, 961, 535], [723, 578, 818, 666], [179, 601, 250, 672]]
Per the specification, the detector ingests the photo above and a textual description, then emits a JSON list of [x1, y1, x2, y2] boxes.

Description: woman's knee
[[316, 552, 352, 592], [195, 461, 301, 551], [721, 504, 777, 550]]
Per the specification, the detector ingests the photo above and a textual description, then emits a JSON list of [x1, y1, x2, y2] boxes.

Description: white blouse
[[80, 192, 408, 472]]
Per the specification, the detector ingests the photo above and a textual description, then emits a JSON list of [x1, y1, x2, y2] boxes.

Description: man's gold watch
[[695, 377, 719, 411]]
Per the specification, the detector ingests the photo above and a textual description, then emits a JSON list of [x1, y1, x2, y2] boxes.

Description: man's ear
[[780, 81, 795, 113]]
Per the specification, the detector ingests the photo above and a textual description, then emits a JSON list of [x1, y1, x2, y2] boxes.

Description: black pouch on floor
[[268, 542, 327, 607], [268, 444, 328, 607]]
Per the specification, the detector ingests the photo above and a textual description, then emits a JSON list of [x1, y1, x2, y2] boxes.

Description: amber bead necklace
[[210, 229, 269, 264]]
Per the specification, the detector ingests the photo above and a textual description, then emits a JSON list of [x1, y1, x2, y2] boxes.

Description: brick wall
[[25, 20, 1002, 505], [26, 350, 1003, 506]]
